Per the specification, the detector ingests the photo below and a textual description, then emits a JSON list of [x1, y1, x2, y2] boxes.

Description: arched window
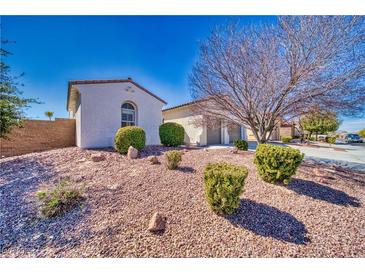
[[121, 102, 136, 127]]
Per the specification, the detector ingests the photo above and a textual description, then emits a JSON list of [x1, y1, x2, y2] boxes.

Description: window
[[121, 102, 136, 127]]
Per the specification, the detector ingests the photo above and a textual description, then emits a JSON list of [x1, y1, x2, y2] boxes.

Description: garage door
[[207, 126, 221, 145], [229, 126, 241, 143]]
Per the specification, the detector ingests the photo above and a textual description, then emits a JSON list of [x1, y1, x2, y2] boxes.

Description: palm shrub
[[37, 180, 84, 218], [233, 139, 248, 150], [114, 126, 146, 154], [159, 122, 184, 146], [204, 162, 248, 215], [254, 144, 304, 185], [165, 150, 183, 170], [281, 136, 292, 143]]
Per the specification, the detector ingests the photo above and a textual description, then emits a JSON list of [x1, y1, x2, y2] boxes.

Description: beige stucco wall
[[163, 106, 207, 146], [71, 82, 165, 148]]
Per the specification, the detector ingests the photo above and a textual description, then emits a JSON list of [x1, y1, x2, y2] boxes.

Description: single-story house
[[67, 78, 166, 148], [66, 78, 297, 148]]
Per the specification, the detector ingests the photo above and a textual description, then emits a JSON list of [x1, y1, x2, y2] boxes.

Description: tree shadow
[[288, 179, 360, 207], [226, 199, 309, 245], [0, 157, 92, 255]]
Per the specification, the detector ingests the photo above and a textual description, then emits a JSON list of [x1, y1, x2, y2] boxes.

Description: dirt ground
[[0, 146, 364, 257]]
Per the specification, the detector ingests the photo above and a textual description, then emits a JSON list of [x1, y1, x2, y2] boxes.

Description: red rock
[[147, 212, 166, 232]]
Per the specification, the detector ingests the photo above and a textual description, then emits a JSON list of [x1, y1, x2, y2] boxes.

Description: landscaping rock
[[231, 147, 238, 154], [147, 212, 166, 232], [127, 146, 138, 159], [91, 154, 105, 162], [147, 155, 159, 165]]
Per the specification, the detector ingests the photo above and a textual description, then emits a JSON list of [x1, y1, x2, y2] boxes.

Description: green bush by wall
[[114, 126, 146, 154], [159, 122, 185, 147]]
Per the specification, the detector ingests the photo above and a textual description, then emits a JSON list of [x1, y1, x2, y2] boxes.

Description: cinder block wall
[[0, 118, 76, 158]]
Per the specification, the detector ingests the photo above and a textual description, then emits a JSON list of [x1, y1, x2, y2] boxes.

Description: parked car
[[344, 133, 363, 143]]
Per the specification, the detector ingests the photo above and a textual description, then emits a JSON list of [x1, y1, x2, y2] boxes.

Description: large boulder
[[147, 212, 166, 232], [127, 146, 138, 159]]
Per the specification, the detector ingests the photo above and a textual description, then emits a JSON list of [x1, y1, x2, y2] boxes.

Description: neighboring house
[[67, 78, 166, 148], [162, 101, 248, 146]]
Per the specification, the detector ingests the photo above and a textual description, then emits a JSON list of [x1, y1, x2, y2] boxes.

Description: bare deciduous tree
[[190, 16, 365, 143]]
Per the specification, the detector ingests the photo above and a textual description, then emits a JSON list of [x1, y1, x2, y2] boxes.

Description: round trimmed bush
[[281, 136, 292, 143], [114, 126, 146, 154], [254, 144, 304, 185], [204, 162, 248, 215], [325, 136, 336, 144], [159, 122, 184, 147]]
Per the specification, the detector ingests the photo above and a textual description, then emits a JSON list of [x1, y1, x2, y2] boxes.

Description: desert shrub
[[254, 144, 304, 185], [165, 150, 183, 170], [159, 122, 184, 147], [204, 162, 248, 215], [281, 136, 292, 143], [359, 129, 365, 138], [114, 126, 146, 154], [325, 136, 336, 144], [233, 139, 248, 151], [37, 180, 83, 218]]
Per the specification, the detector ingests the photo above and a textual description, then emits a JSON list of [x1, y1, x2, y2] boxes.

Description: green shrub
[[359, 129, 365, 138], [165, 150, 183, 170], [114, 126, 146, 154], [37, 180, 83, 218], [204, 162, 248, 215], [307, 136, 315, 141], [233, 139, 248, 151], [325, 136, 336, 144], [159, 122, 185, 147], [254, 144, 304, 185], [281, 136, 292, 143]]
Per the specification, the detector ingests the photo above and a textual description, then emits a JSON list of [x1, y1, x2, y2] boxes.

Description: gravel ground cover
[[0, 146, 364, 257]]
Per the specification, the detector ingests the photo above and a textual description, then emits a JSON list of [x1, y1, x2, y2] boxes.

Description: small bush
[[325, 136, 336, 144], [233, 139, 248, 151], [254, 144, 304, 185], [165, 150, 183, 170], [37, 180, 83, 218], [114, 126, 146, 154], [281, 136, 292, 143], [204, 162, 248, 215], [159, 122, 185, 147], [307, 136, 315, 141]]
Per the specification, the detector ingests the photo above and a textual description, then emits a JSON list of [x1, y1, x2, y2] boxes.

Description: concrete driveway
[[207, 141, 365, 172], [286, 142, 365, 172]]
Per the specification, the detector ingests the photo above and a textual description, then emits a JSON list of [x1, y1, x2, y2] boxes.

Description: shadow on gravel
[[226, 199, 309, 245], [289, 179, 360, 207], [0, 157, 92, 256], [178, 166, 195, 173]]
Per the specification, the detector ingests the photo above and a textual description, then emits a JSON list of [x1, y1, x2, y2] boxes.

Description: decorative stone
[[91, 154, 105, 162], [147, 155, 159, 165], [231, 147, 238, 154], [313, 168, 325, 177], [127, 146, 138, 159], [147, 212, 166, 232]]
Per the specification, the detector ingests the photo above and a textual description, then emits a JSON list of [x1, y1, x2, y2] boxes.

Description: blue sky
[[2, 16, 364, 132]]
